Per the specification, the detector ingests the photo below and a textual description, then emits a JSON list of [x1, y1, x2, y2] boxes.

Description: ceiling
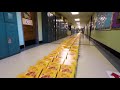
[[57, 12, 94, 28]]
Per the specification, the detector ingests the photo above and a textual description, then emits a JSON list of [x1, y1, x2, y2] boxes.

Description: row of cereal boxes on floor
[[17, 33, 80, 78]]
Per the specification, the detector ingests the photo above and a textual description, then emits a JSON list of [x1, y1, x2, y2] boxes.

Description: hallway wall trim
[[90, 37, 120, 59]]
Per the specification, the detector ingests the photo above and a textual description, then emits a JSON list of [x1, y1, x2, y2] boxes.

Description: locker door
[[0, 23, 9, 59], [48, 18, 51, 42], [48, 16, 54, 42], [53, 16, 56, 41], [4, 12, 17, 23], [4, 12, 20, 56], [5, 23, 20, 55], [51, 16, 54, 42], [0, 12, 4, 22]]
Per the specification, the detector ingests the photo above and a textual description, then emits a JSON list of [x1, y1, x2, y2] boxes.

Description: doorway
[[21, 12, 39, 48]]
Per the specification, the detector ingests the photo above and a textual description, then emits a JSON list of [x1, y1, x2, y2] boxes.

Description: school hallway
[[0, 33, 119, 78]]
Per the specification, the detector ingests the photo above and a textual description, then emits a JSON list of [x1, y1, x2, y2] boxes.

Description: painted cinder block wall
[[16, 12, 24, 46], [90, 12, 120, 53], [37, 12, 43, 41]]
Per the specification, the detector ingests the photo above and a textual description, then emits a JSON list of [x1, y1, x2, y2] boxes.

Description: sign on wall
[[95, 12, 112, 30], [22, 18, 33, 26], [22, 12, 33, 26], [111, 12, 120, 29]]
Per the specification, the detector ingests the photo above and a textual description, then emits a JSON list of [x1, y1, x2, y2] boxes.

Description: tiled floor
[[0, 33, 119, 78], [76, 34, 118, 78], [0, 43, 59, 78]]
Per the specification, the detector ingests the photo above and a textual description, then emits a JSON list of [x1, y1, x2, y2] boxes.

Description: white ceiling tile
[[57, 12, 94, 27]]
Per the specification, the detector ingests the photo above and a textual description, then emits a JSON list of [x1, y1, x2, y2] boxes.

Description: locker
[[56, 17, 61, 40], [0, 22, 9, 59], [48, 16, 53, 42], [42, 12, 48, 43], [0, 12, 20, 59], [42, 12, 68, 43], [48, 20, 51, 42], [0, 12, 4, 22], [51, 16, 55, 41], [5, 23, 20, 55], [52, 16, 56, 41], [4, 12, 17, 23], [61, 22, 65, 38], [48, 15, 56, 42], [42, 12, 56, 43]]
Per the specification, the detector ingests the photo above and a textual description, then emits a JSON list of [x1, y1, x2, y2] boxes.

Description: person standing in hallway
[[89, 16, 92, 41], [67, 25, 72, 36], [82, 28, 84, 34], [67, 29, 71, 36]]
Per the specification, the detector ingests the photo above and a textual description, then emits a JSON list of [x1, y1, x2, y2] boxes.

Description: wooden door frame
[[32, 12, 39, 45], [20, 12, 25, 49], [21, 12, 39, 49]]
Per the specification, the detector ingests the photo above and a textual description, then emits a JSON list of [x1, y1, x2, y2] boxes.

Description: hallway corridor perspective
[[0, 33, 118, 78]]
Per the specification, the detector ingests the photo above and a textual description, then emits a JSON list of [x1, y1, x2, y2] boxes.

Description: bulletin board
[[111, 12, 120, 29], [22, 12, 33, 26], [95, 12, 113, 30]]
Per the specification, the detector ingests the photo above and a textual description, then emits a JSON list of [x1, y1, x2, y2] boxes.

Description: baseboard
[[90, 37, 120, 59], [0, 51, 20, 60], [25, 40, 36, 46], [20, 45, 24, 49], [39, 41, 43, 44]]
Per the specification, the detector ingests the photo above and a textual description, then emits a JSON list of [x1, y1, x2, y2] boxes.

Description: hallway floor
[[0, 34, 119, 78], [76, 34, 118, 78]]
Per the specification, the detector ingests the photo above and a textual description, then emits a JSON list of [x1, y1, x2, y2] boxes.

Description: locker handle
[[8, 38, 12, 44]]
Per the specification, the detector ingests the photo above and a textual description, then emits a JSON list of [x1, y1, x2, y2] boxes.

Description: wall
[[16, 12, 24, 46], [84, 24, 89, 36], [90, 12, 120, 53], [91, 30, 120, 53], [84, 25, 87, 35], [95, 12, 113, 30], [37, 12, 43, 41]]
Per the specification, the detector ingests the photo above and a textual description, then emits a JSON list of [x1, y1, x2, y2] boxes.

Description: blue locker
[[0, 12, 4, 22], [4, 12, 17, 23], [0, 12, 20, 59], [5, 23, 20, 55], [0, 22, 9, 59]]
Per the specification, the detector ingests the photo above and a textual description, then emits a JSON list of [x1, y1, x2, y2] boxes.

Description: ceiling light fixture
[[71, 12, 79, 15], [75, 18, 80, 21]]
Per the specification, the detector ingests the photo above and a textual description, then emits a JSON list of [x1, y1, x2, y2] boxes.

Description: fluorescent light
[[71, 12, 79, 15], [75, 18, 80, 21]]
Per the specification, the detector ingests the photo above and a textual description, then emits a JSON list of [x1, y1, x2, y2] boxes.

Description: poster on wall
[[111, 12, 120, 29], [95, 12, 112, 30], [22, 12, 33, 26]]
